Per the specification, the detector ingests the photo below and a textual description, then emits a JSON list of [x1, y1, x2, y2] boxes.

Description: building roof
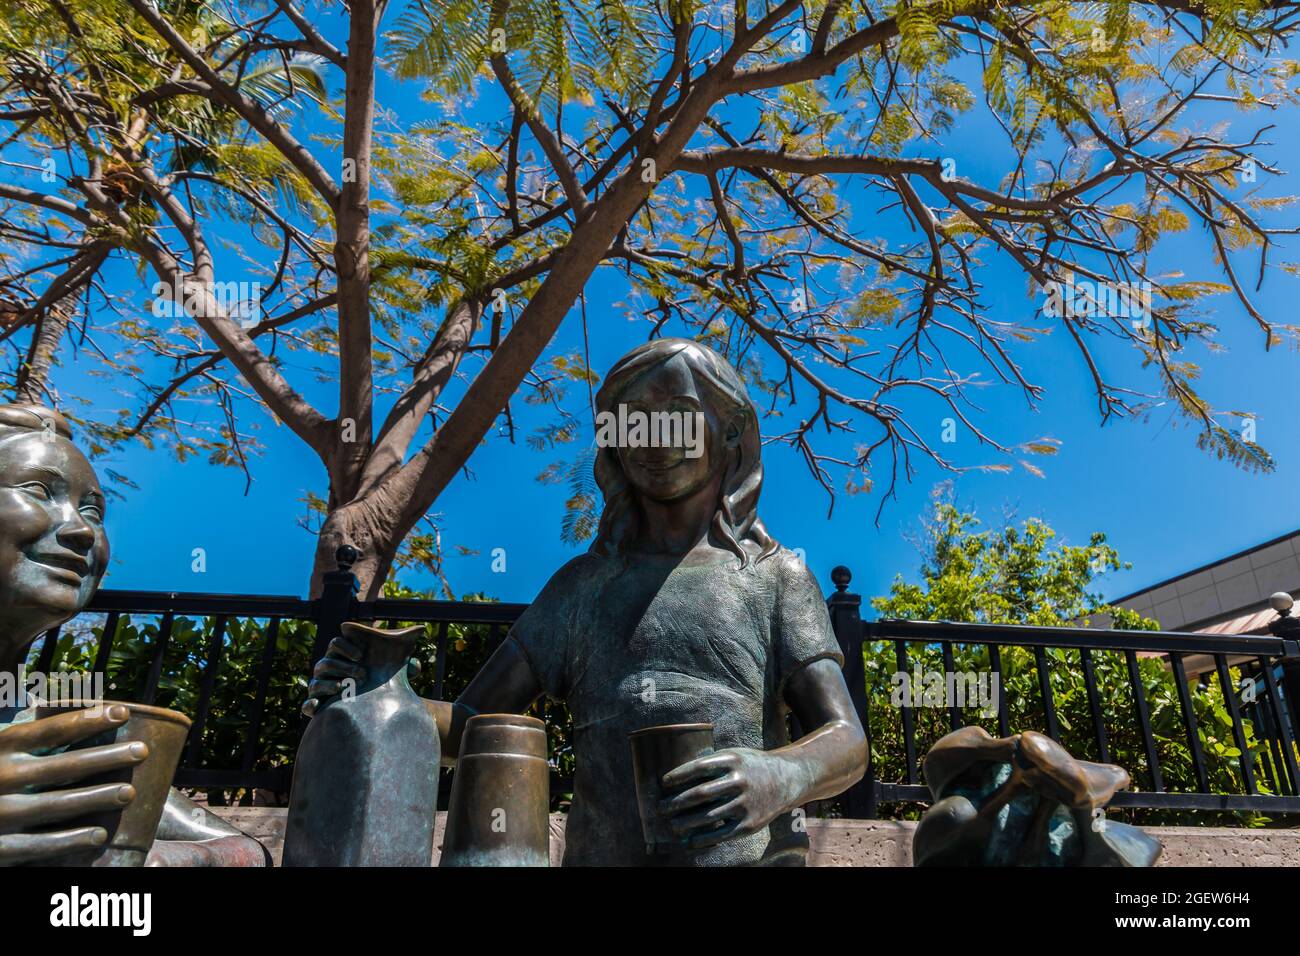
[[1110, 528, 1300, 632]]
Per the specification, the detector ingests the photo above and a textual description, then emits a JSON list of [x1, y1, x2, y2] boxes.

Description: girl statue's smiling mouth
[[30, 551, 90, 587]]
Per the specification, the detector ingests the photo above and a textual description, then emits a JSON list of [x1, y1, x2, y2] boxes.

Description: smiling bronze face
[[0, 410, 109, 663], [614, 354, 734, 504]]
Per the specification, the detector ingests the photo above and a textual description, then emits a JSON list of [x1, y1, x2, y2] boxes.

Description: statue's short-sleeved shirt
[[508, 545, 843, 866]]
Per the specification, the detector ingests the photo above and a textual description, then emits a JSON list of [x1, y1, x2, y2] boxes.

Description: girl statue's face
[[614, 354, 742, 504], [0, 432, 109, 653]]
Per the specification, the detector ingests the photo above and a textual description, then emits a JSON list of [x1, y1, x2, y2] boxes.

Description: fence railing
[[25, 549, 1300, 820], [827, 566, 1300, 819]]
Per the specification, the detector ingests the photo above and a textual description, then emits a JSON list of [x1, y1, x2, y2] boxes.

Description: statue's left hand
[[658, 747, 795, 849]]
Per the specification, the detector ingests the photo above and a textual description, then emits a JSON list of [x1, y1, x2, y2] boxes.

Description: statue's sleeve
[[505, 558, 580, 699], [772, 553, 844, 699]]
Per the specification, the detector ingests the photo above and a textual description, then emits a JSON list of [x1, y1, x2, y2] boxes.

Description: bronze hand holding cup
[[629, 722, 717, 857], [0, 705, 144, 864], [29, 700, 191, 866]]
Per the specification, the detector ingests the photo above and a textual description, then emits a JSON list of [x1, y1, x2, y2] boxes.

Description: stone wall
[[215, 808, 1300, 867]]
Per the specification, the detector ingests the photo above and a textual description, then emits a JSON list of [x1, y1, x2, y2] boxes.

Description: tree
[[2, 0, 1296, 596], [870, 491, 1270, 824]]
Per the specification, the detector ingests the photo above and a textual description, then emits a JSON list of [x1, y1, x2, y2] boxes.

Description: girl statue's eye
[[80, 503, 104, 522], [19, 482, 51, 501]]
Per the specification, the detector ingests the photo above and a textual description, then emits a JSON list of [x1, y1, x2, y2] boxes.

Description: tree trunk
[[15, 301, 74, 404], [307, 491, 403, 600]]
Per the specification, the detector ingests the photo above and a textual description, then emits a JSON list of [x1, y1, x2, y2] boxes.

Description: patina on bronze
[[285, 622, 438, 867], [629, 723, 716, 858], [0, 402, 267, 867], [913, 726, 1162, 867], [307, 340, 869, 866], [33, 700, 190, 866], [440, 713, 549, 867]]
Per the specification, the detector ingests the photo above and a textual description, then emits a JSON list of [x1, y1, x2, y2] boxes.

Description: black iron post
[[311, 545, 361, 668], [1266, 592, 1300, 745], [828, 565, 875, 818]]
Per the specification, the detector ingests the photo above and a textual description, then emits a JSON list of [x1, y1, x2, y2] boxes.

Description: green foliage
[[868, 493, 1278, 825], [30, 611, 317, 806]]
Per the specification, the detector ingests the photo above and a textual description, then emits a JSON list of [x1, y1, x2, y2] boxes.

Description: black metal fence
[[25, 552, 1300, 820]]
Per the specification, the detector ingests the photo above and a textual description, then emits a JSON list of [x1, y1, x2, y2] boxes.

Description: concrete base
[[213, 808, 1300, 867]]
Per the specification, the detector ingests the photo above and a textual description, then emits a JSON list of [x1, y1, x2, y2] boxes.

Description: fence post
[[828, 565, 875, 818], [1267, 593, 1300, 744], [311, 545, 360, 668]]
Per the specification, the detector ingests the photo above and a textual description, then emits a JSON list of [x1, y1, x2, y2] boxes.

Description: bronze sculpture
[[307, 339, 868, 865], [440, 714, 550, 867], [0, 403, 266, 866], [284, 622, 438, 866], [913, 726, 1162, 866]]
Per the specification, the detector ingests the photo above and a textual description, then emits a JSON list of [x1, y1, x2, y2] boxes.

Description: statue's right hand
[[0, 704, 146, 866], [302, 634, 366, 717]]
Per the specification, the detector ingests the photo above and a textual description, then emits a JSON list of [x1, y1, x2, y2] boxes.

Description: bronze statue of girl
[[309, 339, 867, 865]]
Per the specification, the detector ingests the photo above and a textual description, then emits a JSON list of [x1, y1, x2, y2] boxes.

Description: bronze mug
[[34, 699, 191, 867], [440, 713, 550, 867], [629, 722, 715, 856]]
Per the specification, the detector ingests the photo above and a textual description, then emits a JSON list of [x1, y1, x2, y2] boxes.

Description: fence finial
[[335, 544, 360, 572], [831, 565, 852, 592], [1269, 591, 1294, 618]]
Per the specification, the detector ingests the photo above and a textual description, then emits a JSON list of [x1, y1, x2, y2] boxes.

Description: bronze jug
[[284, 622, 439, 866], [440, 713, 550, 867]]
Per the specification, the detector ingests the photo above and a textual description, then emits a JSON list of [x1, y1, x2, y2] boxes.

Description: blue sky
[[13, 9, 1300, 616]]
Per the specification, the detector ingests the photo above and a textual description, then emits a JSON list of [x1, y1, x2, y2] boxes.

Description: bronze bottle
[[284, 623, 438, 866]]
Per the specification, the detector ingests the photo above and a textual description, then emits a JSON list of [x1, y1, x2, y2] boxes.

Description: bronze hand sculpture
[[0, 403, 266, 866], [913, 726, 1162, 867], [307, 340, 868, 865]]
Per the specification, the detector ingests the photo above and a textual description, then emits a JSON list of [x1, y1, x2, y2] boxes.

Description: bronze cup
[[629, 722, 715, 856], [34, 699, 191, 867], [440, 713, 550, 867]]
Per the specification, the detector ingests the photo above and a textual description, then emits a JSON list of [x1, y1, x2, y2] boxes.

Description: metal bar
[[895, 640, 917, 785], [88, 590, 312, 618], [186, 616, 229, 768], [1214, 653, 1257, 795], [1259, 658, 1300, 795], [1169, 653, 1210, 792], [432, 621, 450, 700], [173, 768, 292, 791], [1033, 646, 1060, 741], [35, 626, 59, 674], [940, 641, 960, 732], [91, 612, 120, 677], [1278, 648, 1300, 747], [1252, 701, 1283, 795], [1124, 649, 1164, 792], [875, 618, 1286, 657], [241, 618, 281, 774], [988, 644, 1009, 738], [833, 579, 874, 818], [141, 612, 174, 705], [1078, 647, 1111, 764], [363, 598, 528, 625]]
